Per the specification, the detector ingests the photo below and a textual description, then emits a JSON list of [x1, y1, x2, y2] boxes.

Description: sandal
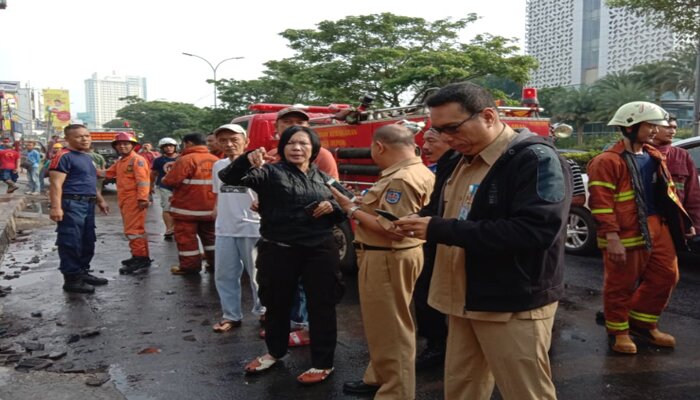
[[297, 367, 334, 385], [244, 354, 277, 374], [288, 330, 311, 347], [213, 320, 241, 333]]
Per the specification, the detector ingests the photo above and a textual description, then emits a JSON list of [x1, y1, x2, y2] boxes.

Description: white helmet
[[158, 137, 178, 148], [607, 101, 669, 127]]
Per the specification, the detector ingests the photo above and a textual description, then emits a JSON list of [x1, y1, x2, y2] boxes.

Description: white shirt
[[212, 158, 261, 237]]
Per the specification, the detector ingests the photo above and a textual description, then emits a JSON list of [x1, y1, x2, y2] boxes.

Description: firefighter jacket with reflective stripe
[[161, 145, 218, 221], [587, 140, 691, 250], [105, 152, 150, 203]]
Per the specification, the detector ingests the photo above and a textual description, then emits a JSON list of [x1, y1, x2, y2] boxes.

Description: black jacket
[[427, 131, 572, 312], [218, 152, 345, 247]]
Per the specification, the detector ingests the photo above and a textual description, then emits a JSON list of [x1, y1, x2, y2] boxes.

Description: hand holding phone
[[374, 209, 399, 221], [304, 201, 320, 216], [326, 178, 357, 202]]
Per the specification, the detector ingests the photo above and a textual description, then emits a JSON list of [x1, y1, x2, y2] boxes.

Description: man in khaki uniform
[[396, 82, 570, 400], [332, 124, 434, 399]]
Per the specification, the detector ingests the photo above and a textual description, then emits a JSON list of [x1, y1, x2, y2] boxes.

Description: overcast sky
[[0, 0, 527, 115]]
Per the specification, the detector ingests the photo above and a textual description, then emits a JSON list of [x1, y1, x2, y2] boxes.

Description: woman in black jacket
[[218, 125, 345, 385]]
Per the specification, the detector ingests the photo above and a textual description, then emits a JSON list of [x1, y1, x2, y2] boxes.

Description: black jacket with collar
[[218, 151, 345, 247], [427, 130, 572, 312]]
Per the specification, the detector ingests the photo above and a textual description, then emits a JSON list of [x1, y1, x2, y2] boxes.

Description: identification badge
[[458, 184, 479, 221]]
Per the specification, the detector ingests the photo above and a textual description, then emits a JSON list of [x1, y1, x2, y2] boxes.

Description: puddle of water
[[109, 364, 157, 400]]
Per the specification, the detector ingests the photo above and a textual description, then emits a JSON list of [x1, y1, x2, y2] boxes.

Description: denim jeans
[[290, 282, 309, 328], [27, 165, 40, 192], [214, 236, 265, 322], [55, 198, 96, 276]]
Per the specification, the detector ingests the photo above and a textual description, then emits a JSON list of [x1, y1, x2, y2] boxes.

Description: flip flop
[[213, 320, 241, 333], [288, 330, 311, 347], [297, 367, 334, 385], [244, 355, 277, 374]]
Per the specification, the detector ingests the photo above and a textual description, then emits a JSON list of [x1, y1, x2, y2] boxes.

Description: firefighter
[[104, 132, 152, 274], [588, 101, 692, 354], [162, 133, 219, 275]]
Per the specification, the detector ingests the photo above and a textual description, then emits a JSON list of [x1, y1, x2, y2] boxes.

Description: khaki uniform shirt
[[427, 125, 558, 321], [354, 157, 434, 248]]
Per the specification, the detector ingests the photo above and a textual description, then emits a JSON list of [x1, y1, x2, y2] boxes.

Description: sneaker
[[63, 276, 95, 294], [82, 272, 108, 286], [119, 257, 151, 274]]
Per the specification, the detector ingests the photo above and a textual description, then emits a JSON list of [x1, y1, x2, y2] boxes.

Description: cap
[[213, 123, 247, 138], [53, 143, 64, 149], [276, 107, 309, 121]]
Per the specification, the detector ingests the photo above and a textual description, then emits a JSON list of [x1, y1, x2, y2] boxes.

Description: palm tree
[[550, 85, 598, 146], [592, 74, 652, 122], [629, 61, 680, 102]]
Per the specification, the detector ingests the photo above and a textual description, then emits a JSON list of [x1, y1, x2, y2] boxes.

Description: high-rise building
[[526, 0, 678, 88], [84, 73, 147, 128]]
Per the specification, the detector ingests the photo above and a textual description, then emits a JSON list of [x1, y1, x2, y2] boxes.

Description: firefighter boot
[[62, 275, 95, 294], [82, 272, 108, 286], [609, 334, 637, 354], [631, 328, 676, 348], [119, 257, 151, 275], [121, 257, 137, 266]]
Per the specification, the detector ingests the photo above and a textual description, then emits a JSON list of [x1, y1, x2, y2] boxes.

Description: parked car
[[565, 137, 700, 256]]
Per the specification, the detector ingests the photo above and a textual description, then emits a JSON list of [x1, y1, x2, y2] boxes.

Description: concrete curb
[[0, 195, 27, 261]]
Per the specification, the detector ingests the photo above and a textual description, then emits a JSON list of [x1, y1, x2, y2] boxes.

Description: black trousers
[[256, 236, 338, 369], [413, 243, 447, 346]]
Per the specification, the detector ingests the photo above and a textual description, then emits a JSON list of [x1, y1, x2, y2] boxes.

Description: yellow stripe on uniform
[[629, 310, 659, 323], [591, 208, 614, 214], [613, 191, 635, 202], [589, 181, 617, 190], [605, 320, 629, 331]]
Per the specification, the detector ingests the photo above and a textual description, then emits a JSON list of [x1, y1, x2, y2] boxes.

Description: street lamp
[[182, 52, 244, 108]]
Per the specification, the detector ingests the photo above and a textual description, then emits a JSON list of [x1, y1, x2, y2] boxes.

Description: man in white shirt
[[211, 124, 266, 332]]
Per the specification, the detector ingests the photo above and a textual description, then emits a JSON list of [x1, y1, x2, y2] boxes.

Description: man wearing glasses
[[396, 82, 570, 400]]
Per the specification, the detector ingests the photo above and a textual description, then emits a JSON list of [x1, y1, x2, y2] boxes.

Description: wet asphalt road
[[1, 189, 699, 400]]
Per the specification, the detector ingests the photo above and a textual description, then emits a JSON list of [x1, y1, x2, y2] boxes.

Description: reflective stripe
[[126, 234, 146, 240], [169, 207, 214, 216], [605, 320, 629, 331], [629, 310, 659, 323], [178, 250, 201, 257], [589, 181, 617, 190], [183, 179, 212, 185], [598, 235, 646, 248], [137, 182, 150, 187], [613, 191, 635, 202], [674, 182, 685, 190], [591, 208, 614, 214], [203, 245, 215, 251]]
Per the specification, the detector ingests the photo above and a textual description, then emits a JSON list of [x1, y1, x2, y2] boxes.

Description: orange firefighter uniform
[[105, 152, 151, 258], [588, 141, 690, 336], [161, 145, 218, 273]]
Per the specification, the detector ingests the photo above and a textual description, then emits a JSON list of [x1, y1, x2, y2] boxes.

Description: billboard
[[43, 89, 71, 132]]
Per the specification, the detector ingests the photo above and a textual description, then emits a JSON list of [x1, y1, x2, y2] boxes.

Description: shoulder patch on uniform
[[385, 189, 402, 204], [137, 160, 145, 167]]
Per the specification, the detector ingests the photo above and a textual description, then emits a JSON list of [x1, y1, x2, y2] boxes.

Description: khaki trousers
[[358, 247, 423, 400], [444, 305, 558, 400]]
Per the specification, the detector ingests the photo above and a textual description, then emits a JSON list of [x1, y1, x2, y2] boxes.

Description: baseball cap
[[276, 107, 309, 121], [213, 123, 247, 138]]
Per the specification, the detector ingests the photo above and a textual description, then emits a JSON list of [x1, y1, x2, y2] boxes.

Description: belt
[[353, 243, 421, 251], [63, 194, 97, 203]]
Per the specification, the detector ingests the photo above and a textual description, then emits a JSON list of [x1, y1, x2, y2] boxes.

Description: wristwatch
[[347, 205, 361, 219]]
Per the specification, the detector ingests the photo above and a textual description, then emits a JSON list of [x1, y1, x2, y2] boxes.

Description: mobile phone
[[325, 178, 357, 202], [374, 209, 399, 221], [304, 200, 320, 216]]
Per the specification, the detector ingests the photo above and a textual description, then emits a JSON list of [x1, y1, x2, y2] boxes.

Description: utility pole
[[181, 53, 244, 108]]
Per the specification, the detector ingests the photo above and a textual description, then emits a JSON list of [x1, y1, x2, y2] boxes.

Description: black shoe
[[82, 272, 108, 286], [163, 232, 174, 240], [63, 276, 95, 294], [121, 257, 137, 266], [119, 257, 151, 274], [595, 310, 605, 326], [343, 380, 380, 395], [416, 344, 446, 371]]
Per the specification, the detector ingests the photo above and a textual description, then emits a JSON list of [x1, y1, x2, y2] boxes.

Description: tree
[[592, 73, 652, 121], [629, 61, 678, 102], [549, 85, 598, 146], [216, 13, 538, 113], [114, 101, 210, 144]]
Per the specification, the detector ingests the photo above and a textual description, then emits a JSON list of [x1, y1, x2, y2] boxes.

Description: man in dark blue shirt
[[49, 124, 110, 294], [150, 137, 179, 239]]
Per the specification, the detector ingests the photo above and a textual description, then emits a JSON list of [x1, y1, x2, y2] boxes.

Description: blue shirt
[[49, 149, 97, 196], [152, 155, 177, 190], [27, 149, 41, 167], [634, 151, 658, 216]]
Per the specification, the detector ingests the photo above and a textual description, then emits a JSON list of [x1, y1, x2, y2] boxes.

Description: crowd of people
[[16, 81, 696, 399]]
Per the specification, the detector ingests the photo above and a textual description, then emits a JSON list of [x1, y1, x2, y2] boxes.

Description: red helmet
[[111, 132, 141, 152]]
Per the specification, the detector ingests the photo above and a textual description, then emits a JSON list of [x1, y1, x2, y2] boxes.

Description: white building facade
[[84, 73, 147, 128], [526, 0, 677, 88]]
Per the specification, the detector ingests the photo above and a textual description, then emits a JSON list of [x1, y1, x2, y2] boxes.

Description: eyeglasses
[[431, 110, 482, 134]]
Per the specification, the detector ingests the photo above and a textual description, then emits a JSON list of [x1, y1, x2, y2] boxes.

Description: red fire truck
[[229, 88, 571, 271]]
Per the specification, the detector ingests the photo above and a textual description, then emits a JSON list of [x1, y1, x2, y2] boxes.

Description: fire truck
[[89, 127, 136, 184], [230, 88, 572, 271]]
